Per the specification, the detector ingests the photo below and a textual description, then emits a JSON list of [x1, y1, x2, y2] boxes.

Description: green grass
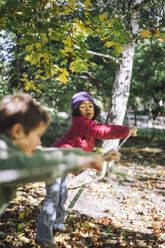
[[137, 127, 165, 140]]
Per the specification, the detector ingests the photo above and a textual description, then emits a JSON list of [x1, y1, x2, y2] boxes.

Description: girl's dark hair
[[72, 104, 101, 120], [0, 93, 51, 135]]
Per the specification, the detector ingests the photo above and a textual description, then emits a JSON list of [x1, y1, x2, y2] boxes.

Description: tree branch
[[74, 45, 120, 65], [133, 0, 153, 11]]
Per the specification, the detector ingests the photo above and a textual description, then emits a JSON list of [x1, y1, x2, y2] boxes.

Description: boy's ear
[[10, 123, 25, 140]]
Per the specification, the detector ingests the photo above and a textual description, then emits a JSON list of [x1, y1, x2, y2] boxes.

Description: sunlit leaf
[[141, 30, 151, 38], [104, 41, 114, 48]]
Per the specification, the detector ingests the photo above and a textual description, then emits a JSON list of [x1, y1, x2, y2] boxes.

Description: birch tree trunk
[[102, 43, 136, 152], [101, 0, 141, 176]]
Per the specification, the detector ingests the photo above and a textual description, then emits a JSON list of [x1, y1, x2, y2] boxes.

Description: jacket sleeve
[[0, 147, 91, 185], [94, 123, 130, 140]]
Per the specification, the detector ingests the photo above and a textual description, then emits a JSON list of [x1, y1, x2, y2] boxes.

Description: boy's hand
[[129, 127, 137, 136], [78, 149, 121, 172], [101, 149, 121, 162], [78, 155, 104, 171]]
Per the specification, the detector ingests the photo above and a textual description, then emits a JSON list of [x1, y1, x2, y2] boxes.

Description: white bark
[[102, 0, 141, 153], [102, 43, 136, 152]]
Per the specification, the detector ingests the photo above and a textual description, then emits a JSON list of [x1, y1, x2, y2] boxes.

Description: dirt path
[[66, 164, 165, 236]]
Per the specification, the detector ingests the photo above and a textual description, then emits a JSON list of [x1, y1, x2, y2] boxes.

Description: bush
[[41, 114, 71, 147]]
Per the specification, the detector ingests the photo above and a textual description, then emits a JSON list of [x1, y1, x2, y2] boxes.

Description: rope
[[65, 184, 86, 219]]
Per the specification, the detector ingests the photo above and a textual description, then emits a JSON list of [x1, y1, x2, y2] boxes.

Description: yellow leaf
[[60, 59, 68, 66], [84, 12, 90, 18], [69, 58, 88, 73], [24, 82, 30, 91], [75, 21, 86, 31], [155, 29, 160, 37], [40, 34, 48, 42], [161, 36, 165, 42], [19, 212, 25, 220], [115, 43, 124, 53], [57, 73, 68, 84], [29, 53, 40, 65], [141, 29, 151, 38], [25, 44, 33, 52], [17, 223, 24, 230], [24, 54, 32, 62], [22, 73, 28, 78], [50, 65, 58, 76], [63, 39, 72, 46], [99, 13, 108, 22], [104, 41, 114, 48], [101, 36, 108, 41], [41, 53, 49, 64], [17, 233, 29, 243], [35, 42, 42, 49], [23, 80, 37, 91], [60, 46, 72, 56], [66, 0, 77, 9], [68, 0, 78, 3], [82, 222, 90, 229], [63, 0, 76, 15], [35, 74, 41, 79], [60, 68, 69, 76], [84, 0, 92, 7], [108, 23, 112, 28], [70, 61, 76, 72], [85, 20, 91, 25], [57, 68, 69, 83], [64, 6, 72, 14]]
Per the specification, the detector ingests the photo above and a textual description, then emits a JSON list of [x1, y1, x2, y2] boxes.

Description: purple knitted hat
[[71, 91, 96, 112]]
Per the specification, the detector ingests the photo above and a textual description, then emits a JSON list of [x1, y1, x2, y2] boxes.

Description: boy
[[0, 92, 120, 220]]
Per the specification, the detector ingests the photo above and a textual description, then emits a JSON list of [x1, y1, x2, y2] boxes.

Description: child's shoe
[[35, 239, 57, 248], [53, 223, 67, 233]]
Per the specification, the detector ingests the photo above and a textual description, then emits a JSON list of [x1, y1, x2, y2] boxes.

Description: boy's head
[[0, 93, 50, 155], [71, 91, 101, 120]]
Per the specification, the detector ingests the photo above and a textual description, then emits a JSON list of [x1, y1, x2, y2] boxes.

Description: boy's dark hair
[[72, 104, 101, 120], [0, 93, 50, 135]]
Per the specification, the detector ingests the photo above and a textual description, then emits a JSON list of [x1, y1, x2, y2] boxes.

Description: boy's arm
[[0, 147, 100, 185]]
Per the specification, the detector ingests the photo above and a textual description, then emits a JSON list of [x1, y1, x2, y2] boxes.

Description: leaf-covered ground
[[0, 138, 165, 248]]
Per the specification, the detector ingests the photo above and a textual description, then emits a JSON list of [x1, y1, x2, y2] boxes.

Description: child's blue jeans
[[36, 176, 68, 242]]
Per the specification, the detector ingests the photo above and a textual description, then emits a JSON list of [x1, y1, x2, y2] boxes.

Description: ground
[[0, 138, 165, 248]]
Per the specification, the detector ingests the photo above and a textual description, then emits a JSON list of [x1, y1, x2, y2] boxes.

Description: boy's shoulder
[[0, 134, 12, 160], [0, 135, 8, 150], [0, 134, 11, 148], [0, 134, 20, 154]]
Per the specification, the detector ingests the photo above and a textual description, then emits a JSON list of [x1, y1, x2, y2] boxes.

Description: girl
[[36, 91, 137, 247]]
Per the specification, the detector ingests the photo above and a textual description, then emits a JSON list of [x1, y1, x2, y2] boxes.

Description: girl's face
[[78, 100, 95, 119]]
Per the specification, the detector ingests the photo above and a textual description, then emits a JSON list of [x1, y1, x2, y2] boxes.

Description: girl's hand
[[101, 149, 121, 162], [129, 127, 137, 136]]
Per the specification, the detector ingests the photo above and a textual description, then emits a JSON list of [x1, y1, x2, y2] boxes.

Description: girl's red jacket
[[52, 116, 129, 152]]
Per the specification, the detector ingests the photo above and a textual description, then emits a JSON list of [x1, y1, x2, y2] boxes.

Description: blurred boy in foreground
[[0, 93, 120, 218]]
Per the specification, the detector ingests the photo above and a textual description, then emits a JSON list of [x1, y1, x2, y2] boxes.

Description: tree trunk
[[102, 43, 136, 152], [101, 0, 141, 177], [102, 0, 141, 152]]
